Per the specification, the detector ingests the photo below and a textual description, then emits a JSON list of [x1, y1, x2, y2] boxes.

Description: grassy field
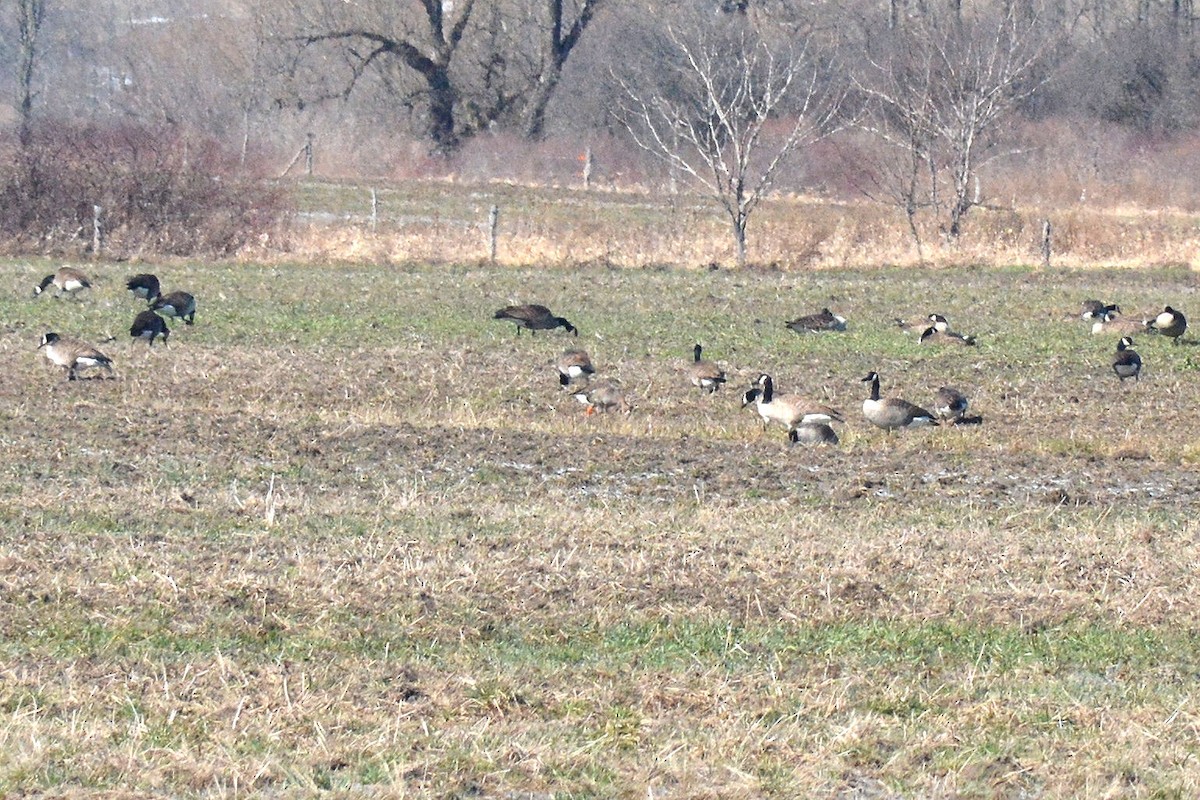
[[2, 256, 1200, 798]]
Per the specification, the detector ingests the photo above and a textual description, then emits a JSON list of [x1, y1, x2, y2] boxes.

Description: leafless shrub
[[0, 122, 290, 257]]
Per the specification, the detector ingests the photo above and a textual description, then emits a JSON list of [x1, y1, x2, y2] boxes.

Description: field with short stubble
[[3, 257, 1200, 798]]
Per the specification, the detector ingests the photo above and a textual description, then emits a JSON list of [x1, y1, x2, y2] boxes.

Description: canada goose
[[788, 423, 839, 446], [933, 386, 969, 423], [152, 291, 196, 325], [1112, 336, 1142, 382], [861, 371, 938, 430], [896, 313, 950, 335], [688, 344, 726, 393], [919, 326, 976, 346], [742, 374, 843, 435], [556, 349, 595, 387], [786, 308, 847, 333], [1147, 306, 1186, 344], [130, 310, 169, 347], [126, 273, 161, 303], [33, 267, 90, 300], [493, 304, 577, 336], [1091, 314, 1146, 336], [1081, 300, 1120, 321], [570, 380, 631, 414], [37, 332, 114, 381]]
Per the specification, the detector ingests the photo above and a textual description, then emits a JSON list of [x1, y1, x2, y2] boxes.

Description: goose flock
[[31, 266, 197, 380], [492, 296, 1188, 446]]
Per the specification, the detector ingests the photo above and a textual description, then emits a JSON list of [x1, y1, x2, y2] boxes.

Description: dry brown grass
[[284, 177, 1200, 272]]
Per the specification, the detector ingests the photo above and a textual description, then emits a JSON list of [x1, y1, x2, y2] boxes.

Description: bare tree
[[854, 1, 1071, 244], [615, 23, 841, 267], [15, 0, 44, 146], [281, 0, 606, 153]]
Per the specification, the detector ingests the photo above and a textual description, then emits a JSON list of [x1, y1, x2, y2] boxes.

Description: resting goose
[[785, 308, 847, 333], [571, 380, 631, 414], [688, 344, 726, 393], [933, 386, 969, 423]]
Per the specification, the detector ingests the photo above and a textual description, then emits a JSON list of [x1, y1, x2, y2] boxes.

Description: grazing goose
[[126, 273, 161, 303], [153, 291, 196, 325], [919, 326, 976, 346], [896, 313, 950, 335], [38, 332, 114, 381], [861, 372, 938, 430], [1112, 336, 1142, 382], [688, 344, 726, 393], [933, 386, 969, 423], [742, 373, 843, 435], [1081, 300, 1120, 322], [1147, 306, 1186, 344], [493, 304, 577, 336], [571, 380, 631, 414], [785, 308, 847, 333], [788, 423, 839, 446], [33, 267, 90, 300], [556, 349, 595, 387], [130, 310, 169, 347]]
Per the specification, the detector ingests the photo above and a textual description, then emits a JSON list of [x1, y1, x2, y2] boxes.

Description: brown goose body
[[556, 349, 595, 387], [788, 423, 839, 446], [493, 304, 577, 336], [743, 374, 843, 434], [571, 380, 630, 414], [785, 308, 847, 333], [933, 386, 969, 423], [1091, 315, 1147, 336], [896, 313, 949, 335], [38, 332, 114, 381], [689, 344, 726, 393], [33, 267, 91, 299], [861, 372, 938, 430]]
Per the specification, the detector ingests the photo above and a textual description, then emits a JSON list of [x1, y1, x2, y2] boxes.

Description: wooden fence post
[[304, 132, 314, 177], [582, 147, 593, 189], [1041, 220, 1052, 269], [92, 205, 102, 257], [488, 205, 499, 263], [370, 188, 378, 233]]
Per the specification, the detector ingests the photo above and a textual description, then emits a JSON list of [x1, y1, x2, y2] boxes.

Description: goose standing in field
[[153, 291, 196, 325], [1112, 336, 1142, 382], [1147, 306, 1186, 344], [130, 310, 170, 347], [493, 304, 577, 336], [785, 308, 847, 333], [933, 386, 970, 424], [126, 273, 161, 304], [571, 380, 631, 414], [861, 371, 938, 430], [37, 332, 114, 381], [742, 373, 843, 437], [919, 325, 977, 346], [688, 344, 726, 393], [556, 349, 595, 387], [33, 267, 91, 300]]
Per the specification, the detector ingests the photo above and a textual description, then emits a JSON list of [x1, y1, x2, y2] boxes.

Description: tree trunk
[[17, 0, 44, 148]]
